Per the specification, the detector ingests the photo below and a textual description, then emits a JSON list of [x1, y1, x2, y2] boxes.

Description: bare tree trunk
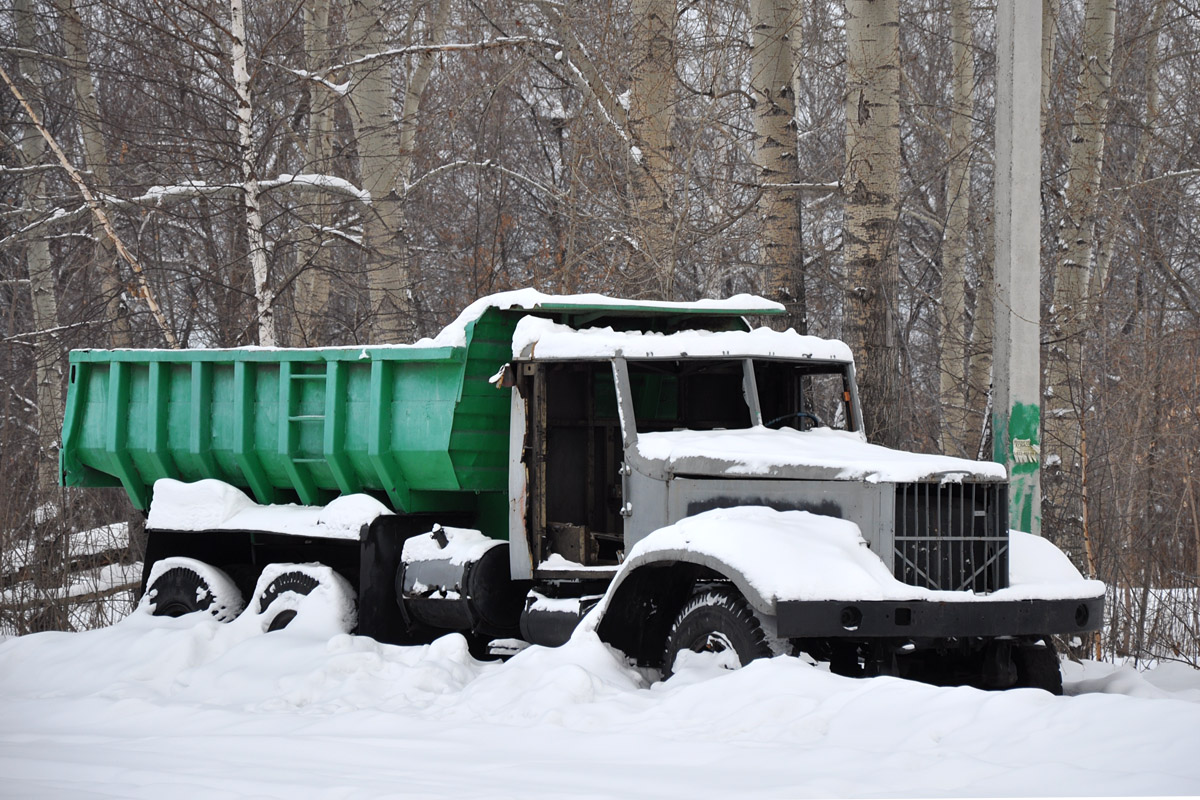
[[750, 0, 802, 318], [843, 0, 901, 445], [346, 0, 449, 340], [14, 0, 63, 512], [13, 0, 68, 632], [347, 0, 409, 341], [56, 0, 130, 347], [394, 0, 451, 308], [1042, 0, 1060, 116], [294, 0, 334, 345], [628, 0, 677, 298], [1093, 0, 1166, 299], [968, 247, 994, 460], [1045, 0, 1116, 549], [231, 0, 276, 346], [938, 0, 974, 458]]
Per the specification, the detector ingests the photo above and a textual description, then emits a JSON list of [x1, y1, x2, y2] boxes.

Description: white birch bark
[[231, 0, 276, 346]]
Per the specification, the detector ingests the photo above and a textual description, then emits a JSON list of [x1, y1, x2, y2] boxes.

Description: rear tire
[[1013, 637, 1064, 695], [143, 559, 244, 622], [253, 565, 357, 634], [257, 570, 321, 632], [662, 585, 774, 678]]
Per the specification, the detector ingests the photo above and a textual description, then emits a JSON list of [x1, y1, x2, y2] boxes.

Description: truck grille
[[893, 482, 1009, 593]]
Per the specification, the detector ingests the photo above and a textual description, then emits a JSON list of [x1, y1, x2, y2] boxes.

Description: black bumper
[[776, 595, 1104, 639]]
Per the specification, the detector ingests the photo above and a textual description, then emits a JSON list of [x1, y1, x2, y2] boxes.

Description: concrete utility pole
[[992, 2, 1042, 535]]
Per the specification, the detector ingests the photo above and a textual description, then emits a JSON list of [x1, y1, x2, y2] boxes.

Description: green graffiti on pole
[[993, 402, 1040, 533]]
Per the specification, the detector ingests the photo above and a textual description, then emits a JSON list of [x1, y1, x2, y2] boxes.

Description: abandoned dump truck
[[60, 291, 1104, 692]]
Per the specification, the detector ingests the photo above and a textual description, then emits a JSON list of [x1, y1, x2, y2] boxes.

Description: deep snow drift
[[1, 610, 1197, 799]]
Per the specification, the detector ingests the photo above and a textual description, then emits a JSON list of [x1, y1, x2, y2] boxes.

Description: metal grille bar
[[893, 482, 1009, 593]]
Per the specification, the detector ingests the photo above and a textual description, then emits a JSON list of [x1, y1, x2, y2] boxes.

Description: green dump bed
[[60, 310, 517, 513], [60, 294, 779, 517]]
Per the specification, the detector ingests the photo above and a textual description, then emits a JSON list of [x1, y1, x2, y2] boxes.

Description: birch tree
[[11, 0, 63, 513], [293, 0, 336, 344], [843, 0, 900, 445], [231, 0, 277, 346], [749, 0, 802, 317], [628, 0, 678, 298], [343, 0, 453, 340], [1045, 0, 1117, 544]]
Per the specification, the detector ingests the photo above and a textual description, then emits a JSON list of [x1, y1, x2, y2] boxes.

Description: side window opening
[[754, 361, 854, 432]]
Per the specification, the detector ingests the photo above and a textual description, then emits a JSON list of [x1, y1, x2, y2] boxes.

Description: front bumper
[[776, 595, 1104, 639]]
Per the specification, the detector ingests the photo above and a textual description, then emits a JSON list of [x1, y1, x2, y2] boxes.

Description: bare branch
[[0, 63, 178, 348]]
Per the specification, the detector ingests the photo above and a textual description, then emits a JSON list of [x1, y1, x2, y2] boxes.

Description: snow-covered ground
[[1, 611, 1197, 799]]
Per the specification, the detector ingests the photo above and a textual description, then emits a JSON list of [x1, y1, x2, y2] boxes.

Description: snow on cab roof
[[420, 288, 785, 349], [511, 316, 854, 362]]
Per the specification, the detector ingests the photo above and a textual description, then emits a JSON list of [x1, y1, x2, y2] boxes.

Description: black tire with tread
[[257, 571, 320, 632], [147, 566, 217, 618], [662, 584, 774, 678]]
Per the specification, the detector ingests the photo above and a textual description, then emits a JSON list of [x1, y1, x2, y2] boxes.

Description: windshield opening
[[627, 360, 750, 433], [625, 358, 855, 434]]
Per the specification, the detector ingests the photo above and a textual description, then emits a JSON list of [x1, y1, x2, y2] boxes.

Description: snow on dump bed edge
[[511, 316, 852, 361], [587, 507, 1103, 617], [146, 478, 391, 539], [636, 426, 1007, 482]]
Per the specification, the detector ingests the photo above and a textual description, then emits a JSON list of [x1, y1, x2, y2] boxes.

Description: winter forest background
[[1, 0, 1197, 666]]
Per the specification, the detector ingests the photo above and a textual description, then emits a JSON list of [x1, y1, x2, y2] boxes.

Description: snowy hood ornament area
[[61, 290, 1102, 693]]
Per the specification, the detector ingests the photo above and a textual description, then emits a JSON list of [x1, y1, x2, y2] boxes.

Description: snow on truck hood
[[587, 507, 1103, 616], [635, 426, 1007, 483], [511, 316, 853, 361]]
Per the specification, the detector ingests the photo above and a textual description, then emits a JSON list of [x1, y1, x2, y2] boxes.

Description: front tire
[[661, 585, 774, 678], [1013, 637, 1064, 695]]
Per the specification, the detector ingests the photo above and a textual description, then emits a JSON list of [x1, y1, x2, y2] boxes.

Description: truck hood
[[633, 427, 1007, 484]]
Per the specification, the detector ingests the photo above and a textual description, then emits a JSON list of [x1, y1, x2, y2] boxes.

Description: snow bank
[[0, 615, 1197, 798], [636, 426, 1007, 482], [147, 478, 392, 540], [511, 316, 852, 361]]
